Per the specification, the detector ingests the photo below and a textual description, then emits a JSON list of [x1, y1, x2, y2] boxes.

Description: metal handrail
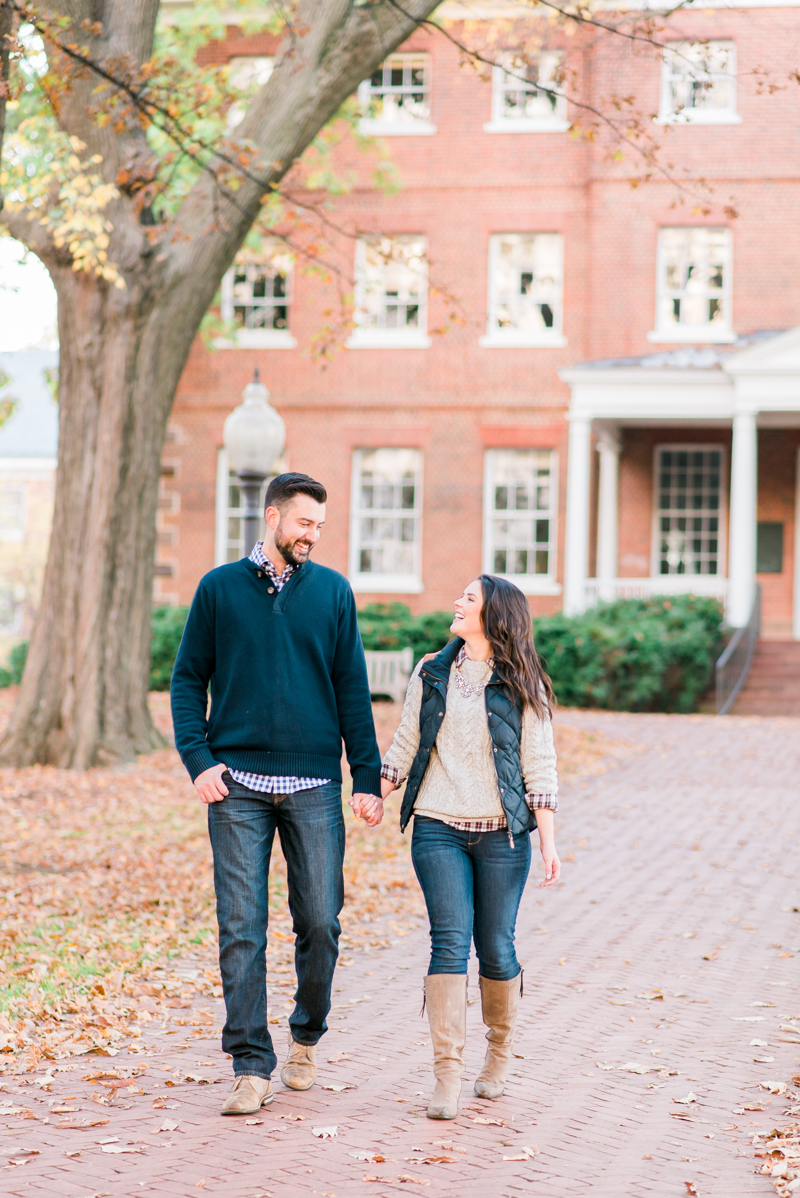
[[716, 584, 761, 715]]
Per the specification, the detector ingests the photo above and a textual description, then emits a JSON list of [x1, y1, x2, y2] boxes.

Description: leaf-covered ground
[[0, 692, 619, 1074]]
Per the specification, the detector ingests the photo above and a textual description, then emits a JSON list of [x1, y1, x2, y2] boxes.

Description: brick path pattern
[[2, 712, 799, 1198]]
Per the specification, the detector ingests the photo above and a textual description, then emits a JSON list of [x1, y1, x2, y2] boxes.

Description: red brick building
[[159, 5, 800, 638]]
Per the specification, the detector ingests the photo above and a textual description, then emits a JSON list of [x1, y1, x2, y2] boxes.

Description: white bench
[[364, 647, 414, 703]]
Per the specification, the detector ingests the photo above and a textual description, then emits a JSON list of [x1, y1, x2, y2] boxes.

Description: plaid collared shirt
[[227, 543, 330, 796], [380, 646, 558, 832]]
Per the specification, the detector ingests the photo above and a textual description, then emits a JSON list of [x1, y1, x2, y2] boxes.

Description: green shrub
[[357, 603, 453, 660], [7, 640, 27, 685], [534, 594, 724, 713], [150, 606, 189, 691], [0, 640, 27, 688]]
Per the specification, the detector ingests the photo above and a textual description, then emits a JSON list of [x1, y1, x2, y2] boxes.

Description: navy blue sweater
[[170, 557, 381, 794]]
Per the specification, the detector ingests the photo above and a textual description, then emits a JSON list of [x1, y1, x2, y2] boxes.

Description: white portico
[[560, 328, 800, 634]]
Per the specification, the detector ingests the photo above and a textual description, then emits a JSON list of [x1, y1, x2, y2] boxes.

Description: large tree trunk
[[0, 267, 185, 766]]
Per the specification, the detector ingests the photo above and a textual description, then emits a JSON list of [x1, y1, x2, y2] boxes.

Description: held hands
[[349, 792, 384, 827], [194, 762, 229, 804]]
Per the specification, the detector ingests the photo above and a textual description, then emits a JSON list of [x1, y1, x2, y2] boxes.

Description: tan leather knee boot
[[473, 974, 521, 1099], [424, 973, 467, 1120]]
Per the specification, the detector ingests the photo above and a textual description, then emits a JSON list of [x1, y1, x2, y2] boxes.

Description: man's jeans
[[207, 775, 345, 1080], [411, 816, 531, 980]]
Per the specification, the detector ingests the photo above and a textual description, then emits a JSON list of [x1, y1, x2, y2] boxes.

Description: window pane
[[664, 41, 735, 118], [486, 449, 555, 579], [227, 252, 293, 334], [498, 52, 562, 122], [223, 468, 268, 563], [356, 236, 427, 332], [656, 448, 723, 575], [0, 484, 26, 540], [366, 53, 430, 123], [354, 449, 422, 579], [491, 233, 563, 335], [659, 227, 729, 331]]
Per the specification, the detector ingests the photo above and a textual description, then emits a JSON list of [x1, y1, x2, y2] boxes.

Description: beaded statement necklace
[[453, 651, 494, 699]]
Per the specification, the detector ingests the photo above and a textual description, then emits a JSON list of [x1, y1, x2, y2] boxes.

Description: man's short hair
[[265, 472, 327, 512]]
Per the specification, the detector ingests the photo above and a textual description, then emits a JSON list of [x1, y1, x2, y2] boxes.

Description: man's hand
[[195, 762, 229, 805], [349, 792, 384, 827]]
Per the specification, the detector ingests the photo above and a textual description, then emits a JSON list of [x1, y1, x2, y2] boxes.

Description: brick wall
[[164, 11, 800, 628]]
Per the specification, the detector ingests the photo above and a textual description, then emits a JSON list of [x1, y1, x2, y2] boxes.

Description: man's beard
[[274, 523, 315, 566]]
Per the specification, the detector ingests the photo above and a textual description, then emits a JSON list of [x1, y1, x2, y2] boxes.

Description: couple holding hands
[[171, 473, 560, 1122]]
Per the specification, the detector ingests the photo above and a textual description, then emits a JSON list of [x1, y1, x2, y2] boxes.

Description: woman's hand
[[535, 809, 561, 888], [349, 793, 384, 827]]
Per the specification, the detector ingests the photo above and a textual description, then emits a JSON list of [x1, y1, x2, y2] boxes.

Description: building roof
[[571, 331, 785, 372], [0, 349, 59, 458]]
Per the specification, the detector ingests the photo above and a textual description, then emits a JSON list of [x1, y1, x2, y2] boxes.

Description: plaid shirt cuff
[[526, 793, 559, 812], [381, 764, 403, 785]]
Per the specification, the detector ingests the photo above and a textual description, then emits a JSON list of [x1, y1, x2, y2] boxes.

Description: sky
[[0, 238, 58, 353]]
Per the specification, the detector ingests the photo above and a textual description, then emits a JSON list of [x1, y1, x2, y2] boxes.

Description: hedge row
[[534, 594, 724, 713], [358, 594, 723, 712], [0, 593, 725, 713]]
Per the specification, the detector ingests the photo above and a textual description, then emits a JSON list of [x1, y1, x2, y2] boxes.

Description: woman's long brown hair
[[478, 574, 555, 720]]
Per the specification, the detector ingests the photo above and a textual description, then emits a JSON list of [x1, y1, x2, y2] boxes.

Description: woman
[[381, 574, 560, 1120]]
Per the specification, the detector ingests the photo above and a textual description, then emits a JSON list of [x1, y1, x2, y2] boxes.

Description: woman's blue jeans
[[411, 816, 531, 979], [207, 775, 345, 1080]]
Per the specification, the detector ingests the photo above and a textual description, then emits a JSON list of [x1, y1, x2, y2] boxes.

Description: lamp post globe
[[223, 369, 286, 556]]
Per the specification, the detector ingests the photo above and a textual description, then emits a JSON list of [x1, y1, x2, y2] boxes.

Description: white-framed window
[[214, 450, 270, 566], [358, 53, 436, 136], [483, 449, 561, 595], [220, 243, 296, 349], [481, 233, 566, 348], [658, 41, 739, 125], [348, 236, 430, 349], [0, 482, 26, 542], [227, 56, 274, 129], [653, 445, 726, 577], [349, 448, 423, 593], [485, 52, 568, 133], [650, 227, 733, 343]]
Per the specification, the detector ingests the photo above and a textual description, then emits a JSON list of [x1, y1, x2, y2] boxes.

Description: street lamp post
[[223, 369, 286, 557]]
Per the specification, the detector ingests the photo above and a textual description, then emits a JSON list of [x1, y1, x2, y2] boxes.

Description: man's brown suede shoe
[[221, 1074, 274, 1115], [280, 1037, 317, 1090]]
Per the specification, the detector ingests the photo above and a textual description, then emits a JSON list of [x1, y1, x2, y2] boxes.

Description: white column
[[727, 411, 758, 627], [563, 416, 592, 616], [793, 446, 800, 640], [596, 431, 620, 602]]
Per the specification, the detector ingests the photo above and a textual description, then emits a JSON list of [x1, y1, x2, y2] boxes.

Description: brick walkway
[[3, 712, 800, 1198]]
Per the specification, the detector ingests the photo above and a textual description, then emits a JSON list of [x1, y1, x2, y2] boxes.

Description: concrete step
[[732, 640, 800, 715]]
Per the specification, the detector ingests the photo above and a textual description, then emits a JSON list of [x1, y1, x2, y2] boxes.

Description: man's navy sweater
[[170, 557, 381, 794]]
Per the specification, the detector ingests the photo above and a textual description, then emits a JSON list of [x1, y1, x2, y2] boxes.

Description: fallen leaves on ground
[[503, 1145, 539, 1162], [754, 1118, 800, 1195], [0, 692, 620, 1073]]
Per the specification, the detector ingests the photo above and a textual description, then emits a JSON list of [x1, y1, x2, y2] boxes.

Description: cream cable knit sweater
[[382, 656, 558, 826]]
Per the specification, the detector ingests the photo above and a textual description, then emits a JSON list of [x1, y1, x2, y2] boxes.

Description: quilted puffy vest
[[399, 637, 537, 839]]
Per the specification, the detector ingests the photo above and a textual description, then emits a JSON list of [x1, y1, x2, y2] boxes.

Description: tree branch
[[0, 202, 58, 257]]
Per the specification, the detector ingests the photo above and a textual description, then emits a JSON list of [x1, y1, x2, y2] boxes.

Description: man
[[171, 472, 383, 1115]]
